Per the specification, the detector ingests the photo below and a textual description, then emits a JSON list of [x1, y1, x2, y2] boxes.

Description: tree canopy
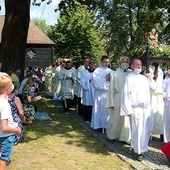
[[0, 0, 170, 73], [48, 2, 106, 66], [32, 18, 50, 35], [57, 0, 170, 61]]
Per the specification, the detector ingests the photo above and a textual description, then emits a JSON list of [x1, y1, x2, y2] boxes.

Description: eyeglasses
[[90, 62, 94, 64]]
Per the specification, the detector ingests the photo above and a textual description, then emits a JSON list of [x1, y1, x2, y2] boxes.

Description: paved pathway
[[68, 109, 170, 170]]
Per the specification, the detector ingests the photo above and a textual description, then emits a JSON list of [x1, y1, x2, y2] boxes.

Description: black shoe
[[97, 128, 103, 133], [63, 108, 69, 113], [136, 154, 144, 161], [123, 140, 132, 146], [160, 134, 164, 142], [94, 128, 104, 133]]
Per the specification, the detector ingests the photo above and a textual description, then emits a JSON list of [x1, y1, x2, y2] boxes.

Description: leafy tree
[[48, 2, 106, 66], [32, 18, 51, 35], [57, 0, 169, 60], [0, 0, 53, 75], [0, 0, 30, 76], [58, 0, 108, 16], [101, 0, 170, 58], [0, 0, 169, 74]]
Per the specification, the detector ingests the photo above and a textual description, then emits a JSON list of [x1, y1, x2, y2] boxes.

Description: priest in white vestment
[[106, 57, 131, 143], [162, 70, 170, 143], [91, 55, 113, 131], [76, 58, 89, 115], [80, 59, 95, 122], [53, 61, 61, 100], [58, 61, 76, 112], [150, 63, 164, 140], [44, 62, 56, 96], [121, 58, 156, 161], [51, 63, 59, 97]]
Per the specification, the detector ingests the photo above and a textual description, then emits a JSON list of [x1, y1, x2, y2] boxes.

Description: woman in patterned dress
[[22, 78, 38, 121], [8, 86, 28, 145]]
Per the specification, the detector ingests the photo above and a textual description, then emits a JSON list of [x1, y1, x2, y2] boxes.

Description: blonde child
[[0, 75, 21, 170]]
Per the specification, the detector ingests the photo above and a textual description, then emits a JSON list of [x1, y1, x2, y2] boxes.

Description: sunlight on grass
[[8, 96, 133, 170]]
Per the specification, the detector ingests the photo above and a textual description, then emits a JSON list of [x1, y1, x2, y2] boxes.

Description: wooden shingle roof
[[0, 15, 55, 45]]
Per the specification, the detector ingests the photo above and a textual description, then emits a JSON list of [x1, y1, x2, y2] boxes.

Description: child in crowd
[[0, 75, 21, 169]]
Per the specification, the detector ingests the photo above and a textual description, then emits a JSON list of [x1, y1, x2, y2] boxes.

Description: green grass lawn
[[8, 96, 133, 170]]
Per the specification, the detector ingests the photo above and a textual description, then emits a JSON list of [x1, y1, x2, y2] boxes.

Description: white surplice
[[91, 66, 113, 129], [44, 65, 52, 93], [75, 65, 87, 98], [106, 68, 131, 141], [150, 67, 164, 135], [58, 68, 75, 100], [72, 67, 77, 96], [51, 66, 57, 94], [80, 69, 94, 106], [54, 65, 62, 95], [162, 75, 170, 143], [121, 72, 156, 154]]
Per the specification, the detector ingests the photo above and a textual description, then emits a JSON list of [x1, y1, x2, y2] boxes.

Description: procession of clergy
[[44, 55, 170, 161]]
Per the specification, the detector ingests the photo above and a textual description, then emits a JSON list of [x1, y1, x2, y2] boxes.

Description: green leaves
[[49, 0, 170, 63], [32, 18, 51, 35], [100, 0, 170, 60], [48, 2, 106, 66]]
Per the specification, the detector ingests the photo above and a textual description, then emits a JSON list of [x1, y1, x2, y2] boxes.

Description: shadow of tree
[[23, 96, 113, 156]]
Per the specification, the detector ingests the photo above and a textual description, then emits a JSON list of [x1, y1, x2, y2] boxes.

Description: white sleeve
[[121, 77, 134, 116], [80, 70, 90, 90], [92, 69, 110, 92]]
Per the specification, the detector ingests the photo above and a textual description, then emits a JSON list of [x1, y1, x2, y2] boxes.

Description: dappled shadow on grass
[[23, 96, 113, 156]]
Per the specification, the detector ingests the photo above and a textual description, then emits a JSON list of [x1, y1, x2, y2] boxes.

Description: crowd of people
[[0, 65, 44, 169], [0, 55, 170, 169], [44, 56, 170, 162]]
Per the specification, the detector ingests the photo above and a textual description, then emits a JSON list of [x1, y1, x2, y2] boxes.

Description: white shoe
[[57, 96, 62, 101]]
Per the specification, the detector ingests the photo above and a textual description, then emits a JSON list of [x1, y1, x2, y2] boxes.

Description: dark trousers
[[83, 105, 92, 122], [72, 95, 77, 107], [77, 97, 83, 116], [62, 99, 73, 112]]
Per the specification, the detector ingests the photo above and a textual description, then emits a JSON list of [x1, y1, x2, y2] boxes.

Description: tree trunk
[[0, 0, 30, 79]]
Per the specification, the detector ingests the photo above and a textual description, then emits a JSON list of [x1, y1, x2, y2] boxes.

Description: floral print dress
[[8, 96, 25, 145], [22, 87, 36, 121]]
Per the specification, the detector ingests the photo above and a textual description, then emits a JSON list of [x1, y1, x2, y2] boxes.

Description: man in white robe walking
[[106, 56, 131, 143], [58, 61, 76, 112], [53, 60, 62, 101], [80, 59, 95, 122], [76, 58, 89, 115], [162, 69, 170, 143], [91, 55, 113, 132], [121, 58, 156, 161], [150, 63, 164, 141]]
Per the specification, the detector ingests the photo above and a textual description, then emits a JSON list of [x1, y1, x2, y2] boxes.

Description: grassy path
[[8, 96, 133, 170]]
